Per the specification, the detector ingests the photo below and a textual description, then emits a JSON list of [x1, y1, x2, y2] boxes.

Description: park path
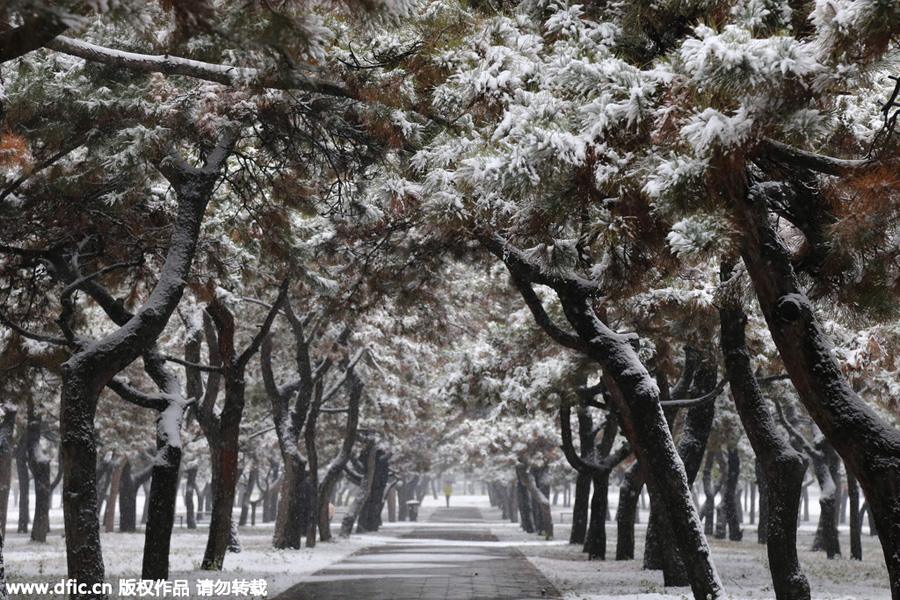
[[274, 506, 560, 599]]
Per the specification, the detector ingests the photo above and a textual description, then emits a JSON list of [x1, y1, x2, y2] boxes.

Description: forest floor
[[2, 491, 890, 599]]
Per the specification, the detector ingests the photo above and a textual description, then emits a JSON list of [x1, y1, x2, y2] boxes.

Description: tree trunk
[[731, 171, 900, 597], [14, 435, 28, 534], [517, 475, 534, 534], [340, 441, 376, 537], [719, 266, 810, 600], [570, 472, 591, 545], [184, 466, 198, 529], [615, 462, 643, 560], [119, 461, 152, 533], [755, 459, 768, 545], [724, 446, 743, 541], [848, 470, 862, 560], [102, 462, 124, 535], [516, 462, 553, 538], [273, 453, 307, 549], [0, 405, 15, 535], [358, 447, 390, 533], [318, 371, 362, 542], [26, 403, 52, 542], [584, 470, 610, 559]]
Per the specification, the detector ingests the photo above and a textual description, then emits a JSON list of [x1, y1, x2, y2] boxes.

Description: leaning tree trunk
[[569, 407, 594, 546], [719, 256, 812, 600], [644, 353, 716, 584], [730, 169, 900, 598], [318, 369, 362, 542], [490, 238, 723, 599]]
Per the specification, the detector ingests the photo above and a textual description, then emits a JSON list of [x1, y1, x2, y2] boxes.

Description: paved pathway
[[275, 506, 560, 599]]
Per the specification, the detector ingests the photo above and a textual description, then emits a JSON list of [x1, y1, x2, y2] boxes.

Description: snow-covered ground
[[3, 490, 890, 599]]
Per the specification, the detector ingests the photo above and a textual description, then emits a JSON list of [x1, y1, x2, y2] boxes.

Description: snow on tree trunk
[[516, 462, 553, 539], [719, 293, 810, 599], [358, 447, 390, 534], [730, 175, 900, 597]]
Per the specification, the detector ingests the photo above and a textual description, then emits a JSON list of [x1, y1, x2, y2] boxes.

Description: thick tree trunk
[[811, 438, 842, 558], [201, 425, 240, 570], [719, 263, 811, 600], [358, 447, 390, 533], [273, 454, 307, 549], [732, 172, 900, 597], [517, 475, 534, 533], [615, 462, 643, 560]]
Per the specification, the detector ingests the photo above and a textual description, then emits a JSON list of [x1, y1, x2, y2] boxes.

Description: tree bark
[[358, 447, 390, 533], [719, 261, 811, 600], [730, 170, 900, 597]]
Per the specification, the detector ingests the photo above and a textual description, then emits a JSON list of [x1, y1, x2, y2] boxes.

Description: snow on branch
[[659, 377, 727, 408], [0, 309, 69, 347], [759, 139, 877, 175], [46, 36, 356, 99], [106, 379, 170, 412]]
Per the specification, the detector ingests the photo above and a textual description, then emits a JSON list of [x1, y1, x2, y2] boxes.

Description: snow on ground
[[2, 490, 892, 599]]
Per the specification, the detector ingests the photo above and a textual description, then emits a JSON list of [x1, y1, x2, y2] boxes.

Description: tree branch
[[106, 379, 170, 412], [659, 378, 727, 408], [46, 36, 356, 99]]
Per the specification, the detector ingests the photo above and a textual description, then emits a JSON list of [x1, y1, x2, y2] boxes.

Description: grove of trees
[[2, 1, 900, 599]]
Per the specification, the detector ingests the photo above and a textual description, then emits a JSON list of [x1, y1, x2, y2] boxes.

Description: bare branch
[[0, 310, 69, 346], [659, 378, 727, 408], [106, 379, 169, 412]]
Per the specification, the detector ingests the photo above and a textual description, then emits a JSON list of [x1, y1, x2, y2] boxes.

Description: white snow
[[2, 491, 890, 599]]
